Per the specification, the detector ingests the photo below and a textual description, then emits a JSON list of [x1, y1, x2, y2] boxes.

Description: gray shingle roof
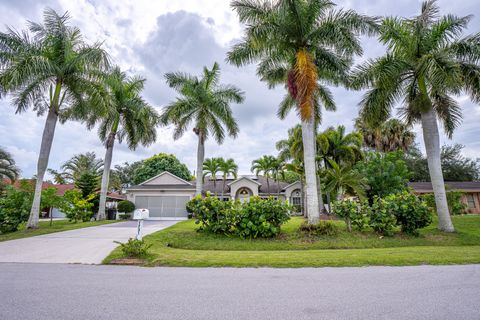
[[408, 181, 480, 192]]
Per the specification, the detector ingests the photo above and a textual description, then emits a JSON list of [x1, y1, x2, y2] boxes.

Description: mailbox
[[133, 208, 149, 220]]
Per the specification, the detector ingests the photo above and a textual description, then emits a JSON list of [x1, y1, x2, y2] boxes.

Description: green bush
[[188, 195, 237, 234], [332, 199, 369, 232], [368, 197, 397, 236], [118, 213, 131, 220], [422, 191, 467, 216], [384, 191, 432, 235], [117, 200, 135, 213], [0, 184, 33, 233], [57, 190, 95, 222], [114, 238, 152, 258], [235, 197, 291, 239], [299, 221, 339, 236]]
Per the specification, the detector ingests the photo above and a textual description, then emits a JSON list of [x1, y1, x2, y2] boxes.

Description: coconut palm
[[83, 67, 159, 220], [203, 158, 222, 194], [218, 158, 238, 199], [0, 147, 19, 184], [271, 157, 286, 197], [161, 62, 244, 196], [227, 0, 377, 223], [324, 159, 367, 201], [276, 125, 304, 162], [61, 152, 103, 182], [251, 155, 277, 196], [47, 169, 68, 184], [355, 118, 415, 152], [318, 125, 363, 166], [351, 0, 480, 232], [0, 9, 109, 228]]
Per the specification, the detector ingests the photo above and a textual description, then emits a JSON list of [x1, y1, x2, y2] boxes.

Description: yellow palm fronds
[[293, 48, 317, 121]]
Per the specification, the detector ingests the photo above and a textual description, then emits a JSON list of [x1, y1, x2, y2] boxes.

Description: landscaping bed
[[104, 215, 480, 267]]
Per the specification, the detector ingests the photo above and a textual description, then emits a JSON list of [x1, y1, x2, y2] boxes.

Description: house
[[126, 171, 303, 220], [408, 181, 480, 214]]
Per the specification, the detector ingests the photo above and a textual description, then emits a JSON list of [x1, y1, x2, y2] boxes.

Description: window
[[291, 190, 302, 206], [466, 194, 476, 208]]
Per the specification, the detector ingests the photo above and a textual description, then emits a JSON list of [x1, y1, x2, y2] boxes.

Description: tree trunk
[[301, 179, 307, 217], [266, 176, 270, 196], [324, 159, 331, 214], [421, 108, 454, 232], [301, 118, 320, 224], [27, 107, 59, 229], [97, 132, 116, 221], [221, 176, 226, 200], [313, 130, 325, 214], [196, 132, 205, 196]]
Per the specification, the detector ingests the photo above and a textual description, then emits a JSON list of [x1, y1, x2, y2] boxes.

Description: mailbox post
[[132, 209, 149, 240]]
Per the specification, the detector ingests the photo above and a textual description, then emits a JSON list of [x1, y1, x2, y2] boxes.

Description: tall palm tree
[[251, 155, 277, 196], [0, 147, 19, 184], [161, 62, 245, 196], [271, 157, 286, 197], [203, 158, 222, 194], [0, 9, 109, 228], [318, 125, 363, 166], [351, 0, 480, 232], [324, 159, 367, 201], [60, 152, 103, 182], [218, 158, 238, 199], [355, 118, 415, 152], [83, 67, 159, 220], [227, 0, 377, 223], [47, 169, 68, 184], [276, 125, 304, 162]]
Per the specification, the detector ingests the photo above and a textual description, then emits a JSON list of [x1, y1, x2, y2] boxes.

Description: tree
[[276, 125, 304, 162], [351, 0, 480, 232], [60, 152, 103, 182], [251, 155, 277, 196], [40, 187, 62, 226], [161, 62, 244, 196], [317, 125, 363, 166], [133, 153, 191, 185], [0, 181, 33, 233], [75, 171, 99, 198], [111, 161, 143, 189], [271, 157, 286, 197], [355, 118, 415, 152], [227, 0, 377, 223], [218, 158, 238, 199], [355, 152, 412, 200], [83, 67, 159, 220], [0, 9, 109, 228], [57, 189, 95, 222], [203, 158, 222, 193], [47, 169, 68, 184], [324, 159, 367, 201], [0, 147, 19, 193]]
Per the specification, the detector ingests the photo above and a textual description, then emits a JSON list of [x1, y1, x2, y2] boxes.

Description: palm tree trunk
[[301, 179, 307, 217], [27, 103, 60, 229], [266, 176, 270, 196], [421, 108, 454, 232], [301, 118, 320, 224], [97, 131, 116, 221], [196, 132, 205, 196], [313, 129, 325, 214], [324, 159, 331, 214], [222, 176, 226, 200]]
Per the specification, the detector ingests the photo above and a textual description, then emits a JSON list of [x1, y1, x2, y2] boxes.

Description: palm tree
[[61, 152, 103, 182], [355, 118, 415, 152], [47, 169, 67, 184], [318, 125, 363, 166], [227, 0, 377, 224], [203, 158, 222, 195], [271, 157, 286, 197], [324, 159, 367, 201], [351, 0, 480, 232], [0, 147, 19, 186], [276, 125, 304, 162], [251, 155, 277, 196], [218, 158, 238, 199], [161, 62, 245, 196], [0, 9, 109, 228], [80, 67, 159, 220]]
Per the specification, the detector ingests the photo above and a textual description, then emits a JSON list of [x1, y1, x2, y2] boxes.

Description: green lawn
[[0, 219, 118, 242], [104, 215, 480, 267]]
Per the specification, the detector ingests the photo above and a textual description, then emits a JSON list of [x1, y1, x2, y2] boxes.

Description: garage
[[134, 196, 190, 218]]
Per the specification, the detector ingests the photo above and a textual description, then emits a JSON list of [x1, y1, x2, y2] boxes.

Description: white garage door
[[135, 196, 190, 218]]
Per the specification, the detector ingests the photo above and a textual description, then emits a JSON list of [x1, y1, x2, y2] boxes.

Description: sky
[[0, 0, 479, 178]]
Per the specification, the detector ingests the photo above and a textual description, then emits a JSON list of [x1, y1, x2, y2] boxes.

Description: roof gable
[[140, 171, 192, 186], [227, 176, 262, 187]]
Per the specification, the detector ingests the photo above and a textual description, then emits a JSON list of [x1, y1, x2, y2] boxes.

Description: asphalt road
[[0, 263, 479, 320]]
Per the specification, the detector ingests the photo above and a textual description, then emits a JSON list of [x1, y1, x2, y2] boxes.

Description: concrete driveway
[[0, 220, 178, 264]]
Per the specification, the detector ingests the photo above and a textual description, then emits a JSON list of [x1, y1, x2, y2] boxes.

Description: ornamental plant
[[188, 195, 237, 235], [117, 200, 135, 214], [57, 190, 95, 222], [384, 191, 432, 235], [368, 197, 397, 237], [332, 199, 369, 232]]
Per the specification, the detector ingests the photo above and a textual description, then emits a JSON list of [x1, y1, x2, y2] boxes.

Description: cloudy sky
[[1, 0, 479, 178]]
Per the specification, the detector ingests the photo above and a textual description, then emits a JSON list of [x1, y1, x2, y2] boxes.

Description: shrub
[[0, 184, 33, 233], [332, 199, 369, 232], [187, 195, 236, 234], [117, 200, 135, 213], [235, 197, 291, 238], [299, 221, 339, 236], [118, 213, 131, 220], [114, 238, 152, 258], [384, 191, 432, 235], [422, 191, 467, 216], [368, 197, 397, 236], [57, 190, 95, 222]]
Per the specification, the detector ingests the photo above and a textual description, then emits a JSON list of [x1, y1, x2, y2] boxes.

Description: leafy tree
[[161, 62, 244, 196], [111, 161, 143, 189], [0, 9, 109, 228], [218, 158, 238, 198], [203, 158, 222, 192], [0, 147, 19, 193], [133, 153, 191, 185], [324, 159, 367, 200], [40, 187, 62, 226], [227, 0, 377, 224], [317, 125, 364, 167], [251, 155, 277, 196], [82, 67, 159, 220], [355, 152, 412, 200], [60, 152, 103, 182], [57, 189, 95, 222], [351, 0, 480, 232], [0, 181, 33, 233], [355, 118, 416, 152], [75, 171, 99, 198]]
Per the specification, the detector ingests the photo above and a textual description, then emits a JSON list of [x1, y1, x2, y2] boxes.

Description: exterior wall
[[284, 182, 302, 199], [143, 173, 190, 185], [229, 179, 260, 199], [462, 192, 480, 214]]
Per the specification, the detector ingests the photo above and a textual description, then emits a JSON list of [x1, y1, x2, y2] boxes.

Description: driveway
[[0, 263, 479, 320], [0, 220, 178, 264]]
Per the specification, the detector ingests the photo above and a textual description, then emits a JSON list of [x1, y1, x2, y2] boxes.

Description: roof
[[408, 181, 480, 193], [139, 171, 192, 186], [106, 192, 127, 200], [4, 179, 76, 196], [204, 175, 291, 195], [127, 184, 196, 191]]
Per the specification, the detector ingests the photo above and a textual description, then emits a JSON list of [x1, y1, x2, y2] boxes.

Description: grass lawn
[[104, 215, 480, 267], [0, 219, 118, 242]]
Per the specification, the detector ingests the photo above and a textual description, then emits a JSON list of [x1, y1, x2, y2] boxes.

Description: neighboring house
[[126, 171, 303, 220], [409, 181, 480, 214]]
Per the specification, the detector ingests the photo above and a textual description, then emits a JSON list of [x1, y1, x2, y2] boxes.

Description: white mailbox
[[133, 208, 149, 220]]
